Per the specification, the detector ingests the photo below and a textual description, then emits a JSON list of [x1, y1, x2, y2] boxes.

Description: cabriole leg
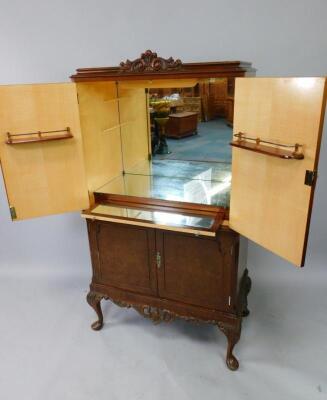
[[86, 291, 105, 331], [217, 321, 241, 371]]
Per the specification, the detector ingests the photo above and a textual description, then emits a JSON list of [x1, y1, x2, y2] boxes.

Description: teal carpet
[[156, 118, 233, 163]]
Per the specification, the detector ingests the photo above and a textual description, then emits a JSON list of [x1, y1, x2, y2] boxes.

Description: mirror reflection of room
[[96, 78, 234, 208], [150, 78, 234, 162], [144, 78, 234, 206]]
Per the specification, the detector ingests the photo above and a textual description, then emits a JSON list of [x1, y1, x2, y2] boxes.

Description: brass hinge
[[228, 296, 231, 306], [76, 92, 80, 104], [304, 170, 317, 187], [156, 252, 161, 269], [9, 206, 17, 220], [148, 153, 152, 161]]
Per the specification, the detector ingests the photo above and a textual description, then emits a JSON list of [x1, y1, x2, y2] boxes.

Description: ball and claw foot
[[87, 291, 104, 331]]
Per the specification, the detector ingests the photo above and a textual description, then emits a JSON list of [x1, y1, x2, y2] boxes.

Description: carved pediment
[[119, 50, 182, 73]]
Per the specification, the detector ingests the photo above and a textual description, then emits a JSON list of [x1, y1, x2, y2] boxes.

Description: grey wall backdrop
[[0, 0, 326, 279]]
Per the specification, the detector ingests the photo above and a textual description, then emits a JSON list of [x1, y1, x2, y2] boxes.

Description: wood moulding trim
[[90, 282, 234, 319], [93, 196, 223, 217], [100, 294, 219, 325], [71, 50, 255, 81], [87, 268, 251, 326], [93, 191, 227, 214], [81, 202, 224, 237]]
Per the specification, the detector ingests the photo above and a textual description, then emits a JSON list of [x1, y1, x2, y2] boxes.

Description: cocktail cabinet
[[0, 51, 326, 370]]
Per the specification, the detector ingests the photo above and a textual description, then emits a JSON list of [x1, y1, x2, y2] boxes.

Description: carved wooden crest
[[119, 50, 182, 73]]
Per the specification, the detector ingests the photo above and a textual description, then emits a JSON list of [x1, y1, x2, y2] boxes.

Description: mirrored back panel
[[94, 77, 234, 208], [97, 171, 230, 208]]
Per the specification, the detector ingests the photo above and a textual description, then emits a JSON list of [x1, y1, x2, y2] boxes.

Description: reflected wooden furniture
[[166, 111, 198, 138], [211, 78, 228, 119], [182, 97, 202, 121], [200, 78, 235, 123], [0, 50, 326, 372], [226, 96, 234, 126]]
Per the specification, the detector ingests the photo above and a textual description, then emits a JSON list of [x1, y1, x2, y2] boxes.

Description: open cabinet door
[[0, 83, 89, 220], [230, 77, 326, 266]]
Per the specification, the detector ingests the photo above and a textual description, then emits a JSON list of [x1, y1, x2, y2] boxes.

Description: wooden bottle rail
[[6, 127, 73, 145], [230, 132, 304, 160]]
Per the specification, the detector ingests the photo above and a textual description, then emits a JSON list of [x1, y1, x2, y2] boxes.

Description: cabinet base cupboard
[[86, 220, 250, 371], [0, 51, 326, 371]]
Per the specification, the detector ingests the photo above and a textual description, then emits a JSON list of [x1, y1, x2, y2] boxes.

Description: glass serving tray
[[93, 204, 215, 229]]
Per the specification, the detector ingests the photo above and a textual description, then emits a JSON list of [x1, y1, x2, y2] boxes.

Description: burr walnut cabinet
[[0, 51, 326, 371]]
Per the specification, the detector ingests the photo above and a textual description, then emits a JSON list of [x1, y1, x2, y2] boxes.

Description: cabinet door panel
[[230, 77, 326, 266], [117, 84, 149, 171], [0, 83, 89, 220], [157, 230, 235, 310], [95, 221, 157, 295]]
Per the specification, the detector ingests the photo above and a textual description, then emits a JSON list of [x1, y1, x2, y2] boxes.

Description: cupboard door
[[94, 221, 157, 295], [156, 230, 235, 310], [230, 77, 326, 266], [0, 83, 89, 220]]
